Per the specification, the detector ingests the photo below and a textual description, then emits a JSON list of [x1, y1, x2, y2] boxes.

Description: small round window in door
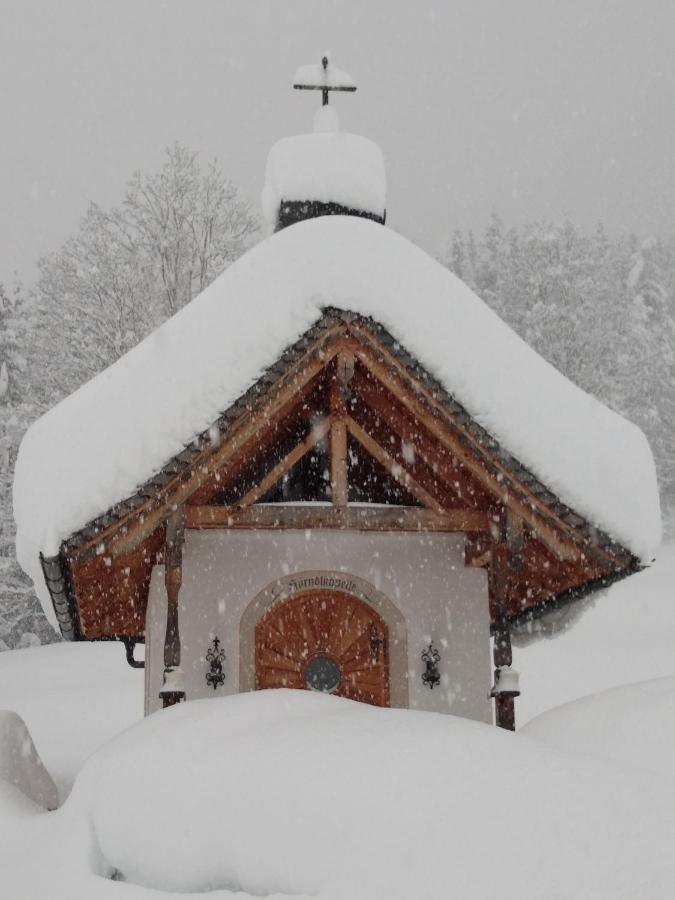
[[255, 588, 390, 707], [304, 655, 342, 693]]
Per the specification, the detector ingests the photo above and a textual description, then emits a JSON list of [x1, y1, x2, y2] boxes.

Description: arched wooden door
[[255, 589, 390, 707]]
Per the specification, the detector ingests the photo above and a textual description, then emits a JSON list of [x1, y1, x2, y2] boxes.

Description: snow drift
[[1, 617, 675, 899], [0, 710, 58, 810], [0, 642, 143, 798], [522, 676, 675, 776], [65, 690, 675, 898]]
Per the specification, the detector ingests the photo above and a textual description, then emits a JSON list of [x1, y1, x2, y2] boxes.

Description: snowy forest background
[[1, 145, 673, 649]]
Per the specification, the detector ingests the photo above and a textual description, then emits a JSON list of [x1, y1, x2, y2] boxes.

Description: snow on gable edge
[[13, 216, 661, 620]]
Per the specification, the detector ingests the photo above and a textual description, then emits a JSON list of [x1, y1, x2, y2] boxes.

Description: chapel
[[13, 58, 661, 730]]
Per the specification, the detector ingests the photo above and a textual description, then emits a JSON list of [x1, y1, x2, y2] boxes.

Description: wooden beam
[[330, 355, 351, 508], [331, 419, 348, 507], [235, 419, 329, 510], [106, 342, 343, 558], [354, 377, 492, 509], [488, 543, 512, 609], [188, 377, 333, 508], [504, 508, 524, 572], [350, 390, 472, 511], [344, 415, 447, 516], [347, 338, 583, 563], [185, 503, 490, 533], [464, 532, 494, 568], [86, 322, 604, 570], [160, 507, 185, 708], [489, 548, 518, 731]]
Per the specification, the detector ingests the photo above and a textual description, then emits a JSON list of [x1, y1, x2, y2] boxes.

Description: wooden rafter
[[82, 319, 623, 572], [105, 342, 343, 558], [189, 375, 332, 508], [235, 418, 329, 510], [344, 415, 447, 516], [58, 314, 637, 644], [353, 375, 492, 509], [345, 335, 585, 563], [349, 398, 467, 510]]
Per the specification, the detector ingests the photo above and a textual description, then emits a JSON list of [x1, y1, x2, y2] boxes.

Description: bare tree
[[32, 144, 258, 402]]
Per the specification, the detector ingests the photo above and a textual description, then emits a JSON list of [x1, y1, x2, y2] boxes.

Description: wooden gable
[[43, 309, 638, 642]]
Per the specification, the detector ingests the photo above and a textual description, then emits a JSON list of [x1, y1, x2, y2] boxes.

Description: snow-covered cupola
[[262, 55, 386, 232]]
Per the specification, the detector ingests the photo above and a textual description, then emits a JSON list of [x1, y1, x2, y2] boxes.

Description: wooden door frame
[[239, 570, 409, 707]]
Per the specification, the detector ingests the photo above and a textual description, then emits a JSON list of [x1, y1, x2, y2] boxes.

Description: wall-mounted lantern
[[205, 636, 226, 690], [421, 642, 441, 689]]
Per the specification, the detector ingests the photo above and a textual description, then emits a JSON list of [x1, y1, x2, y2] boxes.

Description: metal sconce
[[421, 642, 441, 689], [205, 636, 226, 690]]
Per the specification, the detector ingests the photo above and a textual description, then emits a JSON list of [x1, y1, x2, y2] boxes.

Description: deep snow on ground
[[0, 642, 142, 800], [0, 542, 673, 897], [523, 676, 675, 777], [1, 689, 675, 900], [0, 710, 58, 809], [0, 542, 672, 797], [516, 540, 675, 722]]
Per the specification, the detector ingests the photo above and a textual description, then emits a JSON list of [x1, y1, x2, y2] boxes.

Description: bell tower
[[261, 55, 387, 232]]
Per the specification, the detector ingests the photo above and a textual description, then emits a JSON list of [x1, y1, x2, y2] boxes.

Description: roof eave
[[46, 309, 640, 638], [503, 554, 643, 632]]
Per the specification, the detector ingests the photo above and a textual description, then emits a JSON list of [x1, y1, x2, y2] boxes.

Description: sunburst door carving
[[255, 589, 390, 707]]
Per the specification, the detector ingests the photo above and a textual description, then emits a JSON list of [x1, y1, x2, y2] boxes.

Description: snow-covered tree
[[32, 144, 258, 403], [0, 282, 31, 555], [0, 147, 258, 650], [124, 144, 257, 316], [0, 281, 56, 647], [476, 211, 507, 304], [0, 283, 28, 407], [445, 219, 675, 516], [620, 237, 675, 501]]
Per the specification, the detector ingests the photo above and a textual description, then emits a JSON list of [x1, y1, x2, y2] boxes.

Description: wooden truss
[[183, 349, 490, 535], [63, 316, 634, 648]]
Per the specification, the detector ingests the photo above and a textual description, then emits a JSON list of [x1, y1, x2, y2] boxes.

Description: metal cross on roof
[[293, 55, 357, 107]]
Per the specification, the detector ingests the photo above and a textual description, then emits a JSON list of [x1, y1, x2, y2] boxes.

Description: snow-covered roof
[[14, 216, 661, 611], [261, 109, 386, 228]]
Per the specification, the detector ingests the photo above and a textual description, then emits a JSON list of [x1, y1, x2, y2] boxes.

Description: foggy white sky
[[1, 0, 674, 285]]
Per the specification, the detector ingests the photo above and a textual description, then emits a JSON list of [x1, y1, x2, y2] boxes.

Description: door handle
[[369, 622, 386, 662]]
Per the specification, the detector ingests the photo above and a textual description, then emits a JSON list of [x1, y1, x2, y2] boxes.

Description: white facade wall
[[145, 529, 492, 723]]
